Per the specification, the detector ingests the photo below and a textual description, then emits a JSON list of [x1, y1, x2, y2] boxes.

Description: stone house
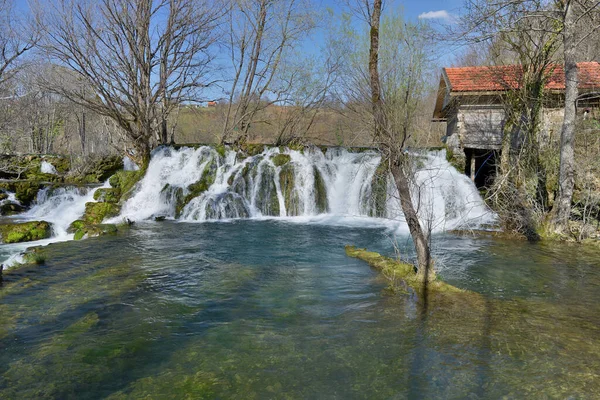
[[432, 62, 600, 187]]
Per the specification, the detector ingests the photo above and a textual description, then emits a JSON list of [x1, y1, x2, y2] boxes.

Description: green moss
[[17, 182, 42, 205], [0, 221, 52, 244], [445, 147, 465, 172], [108, 170, 144, 202], [20, 247, 47, 265], [279, 163, 299, 216], [271, 153, 291, 167], [175, 160, 217, 217], [77, 156, 124, 183], [370, 160, 388, 217], [240, 143, 265, 157], [82, 202, 120, 224], [313, 166, 328, 213], [344, 245, 463, 294], [214, 144, 227, 158], [93, 188, 121, 203]]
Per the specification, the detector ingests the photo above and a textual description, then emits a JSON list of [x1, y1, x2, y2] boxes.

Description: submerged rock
[[0, 221, 52, 243], [68, 219, 118, 240]]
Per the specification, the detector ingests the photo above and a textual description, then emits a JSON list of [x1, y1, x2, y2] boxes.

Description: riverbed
[[1, 220, 599, 398]]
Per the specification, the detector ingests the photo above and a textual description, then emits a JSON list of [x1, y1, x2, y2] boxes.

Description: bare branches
[[38, 0, 223, 163]]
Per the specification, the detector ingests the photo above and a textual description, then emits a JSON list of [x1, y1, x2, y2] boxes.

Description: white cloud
[[418, 10, 454, 21]]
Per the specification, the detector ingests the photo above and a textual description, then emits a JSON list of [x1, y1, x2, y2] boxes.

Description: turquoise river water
[[1, 220, 600, 399]]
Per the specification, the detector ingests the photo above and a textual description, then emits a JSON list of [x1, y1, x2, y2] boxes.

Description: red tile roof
[[444, 62, 600, 92]]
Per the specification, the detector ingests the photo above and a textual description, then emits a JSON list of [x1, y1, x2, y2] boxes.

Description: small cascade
[[118, 145, 496, 231], [20, 184, 106, 238]]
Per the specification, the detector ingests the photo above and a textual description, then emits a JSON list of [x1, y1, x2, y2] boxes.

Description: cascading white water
[[1, 183, 108, 266], [20, 184, 108, 238], [116, 145, 496, 232]]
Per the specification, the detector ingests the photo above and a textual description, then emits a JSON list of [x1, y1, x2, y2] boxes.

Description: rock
[[0, 192, 8, 201], [271, 153, 291, 167], [68, 219, 118, 240], [154, 216, 166, 221], [82, 202, 120, 224], [77, 156, 124, 183], [93, 188, 121, 203], [108, 170, 144, 202], [0, 202, 26, 216], [313, 166, 328, 214], [0, 181, 43, 206], [279, 163, 300, 216], [0, 221, 52, 243]]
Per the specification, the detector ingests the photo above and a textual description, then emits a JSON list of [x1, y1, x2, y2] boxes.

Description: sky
[[316, 0, 465, 60]]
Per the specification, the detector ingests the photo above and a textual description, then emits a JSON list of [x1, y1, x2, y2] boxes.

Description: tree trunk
[[553, 2, 577, 233], [368, 0, 434, 282], [390, 159, 435, 282], [369, 0, 383, 137]]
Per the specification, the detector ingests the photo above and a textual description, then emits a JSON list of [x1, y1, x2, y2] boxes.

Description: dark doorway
[[464, 148, 499, 188]]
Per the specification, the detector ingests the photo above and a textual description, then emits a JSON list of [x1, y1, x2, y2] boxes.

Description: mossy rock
[[313, 166, 328, 213], [75, 223, 118, 240], [0, 181, 44, 206], [370, 160, 388, 218], [214, 144, 227, 158], [0, 221, 52, 244], [446, 147, 466, 172], [240, 143, 265, 157], [175, 159, 217, 216], [20, 246, 47, 265], [254, 163, 280, 216], [0, 192, 7, 201], [93, 188, 121, 203], [82, 202, 120, 224], [0, 202, 26, 216], [109, 170, 144, 202], [68, 219, 118, 240], [271, 153, 291, 167], [279, 163, 300, 216]]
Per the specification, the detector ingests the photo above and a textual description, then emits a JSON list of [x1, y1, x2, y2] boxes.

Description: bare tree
[[0, 0, 39, 86], [338, 2, 436, 282], [220, 0, 315, 144], [39, 0, 222, 166]]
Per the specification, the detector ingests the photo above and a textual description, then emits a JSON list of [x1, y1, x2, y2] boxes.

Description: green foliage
[[0, 221, 52, 243]]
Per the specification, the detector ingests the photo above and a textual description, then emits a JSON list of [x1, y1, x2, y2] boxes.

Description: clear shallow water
[[1, 221, 600, 399]]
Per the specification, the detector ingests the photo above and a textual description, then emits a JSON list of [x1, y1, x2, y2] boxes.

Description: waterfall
[[116, 146, 496, 232], [21, 184, 107, 238]]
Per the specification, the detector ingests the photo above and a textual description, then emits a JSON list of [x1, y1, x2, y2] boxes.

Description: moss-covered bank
[[345, 245, 464, 294]]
